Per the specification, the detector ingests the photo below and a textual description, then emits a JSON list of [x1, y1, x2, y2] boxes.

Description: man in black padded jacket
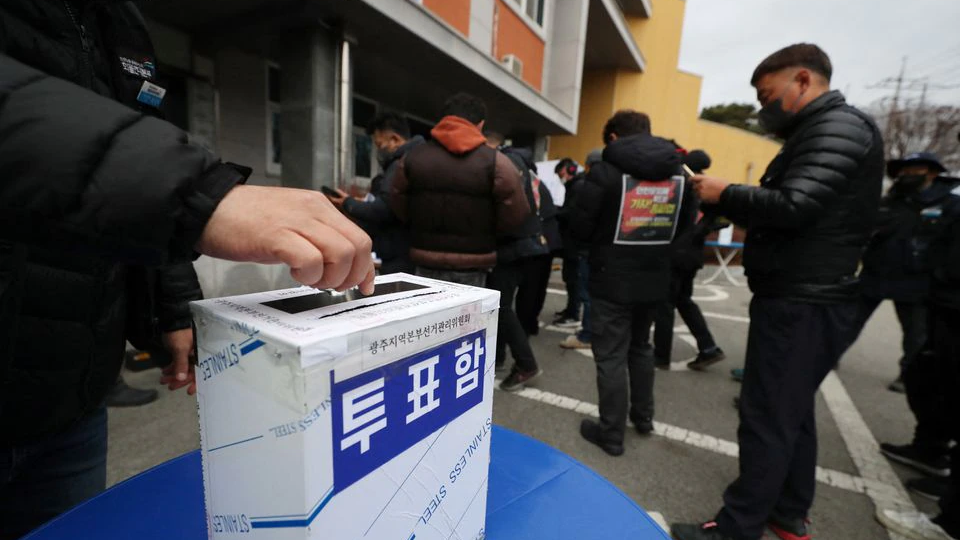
[[671, 44, 884, 540], [570, 110, 692, 457], [0, 2, 374, 538]]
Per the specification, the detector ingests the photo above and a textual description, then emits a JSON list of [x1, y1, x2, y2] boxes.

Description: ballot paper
[[191, 274, 499, 540]]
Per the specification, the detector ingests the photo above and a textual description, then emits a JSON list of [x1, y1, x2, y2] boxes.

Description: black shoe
[[633, 417, 653, 435], [907, 476, 951, 501], [552, 315, 580, 329], [579, 419, 624, 456], [888, 376, 906, 393], [768, 513, 811, 540], [106, 377, 158, 408], [499, 368, 542, 392], [654, 358, 671, 371], [670, 522, 734, 540], [880, 443, 951, 477], [687, 348, 726, 371]]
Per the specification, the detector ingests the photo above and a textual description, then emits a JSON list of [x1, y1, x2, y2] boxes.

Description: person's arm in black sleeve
[[0, 53, 247, 266], [716, 113, 873, 230], [155, 264, 203, 332], [569, 168, 606, 242], [342, 174, 394, 226]]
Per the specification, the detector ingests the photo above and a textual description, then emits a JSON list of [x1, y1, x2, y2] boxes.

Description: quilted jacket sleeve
[[0, 54, 247, 265], [718, 108, 876, 230]]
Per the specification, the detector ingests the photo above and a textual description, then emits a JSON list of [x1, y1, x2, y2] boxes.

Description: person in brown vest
[[390, 93, 529, 287]]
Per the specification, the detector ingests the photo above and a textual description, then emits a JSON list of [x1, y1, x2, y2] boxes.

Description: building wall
[[424, 0, 472, 36], [549, 69, 617, 163], [549, 0, 780, 186], [215, 48, 279, 188], [468, 0, 495, 53], [494, 0, 545, 91]]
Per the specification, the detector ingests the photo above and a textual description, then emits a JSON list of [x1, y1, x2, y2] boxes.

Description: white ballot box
[[190, 274, 499, 540]]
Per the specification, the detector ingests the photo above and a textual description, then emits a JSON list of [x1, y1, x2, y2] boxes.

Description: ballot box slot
[[260, 281, 433, 315]]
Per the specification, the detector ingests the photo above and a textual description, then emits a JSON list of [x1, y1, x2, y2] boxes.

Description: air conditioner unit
[[501, 54, 523, 78]]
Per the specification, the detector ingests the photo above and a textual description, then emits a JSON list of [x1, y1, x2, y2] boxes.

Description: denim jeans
[[0, 407, 108, 540]]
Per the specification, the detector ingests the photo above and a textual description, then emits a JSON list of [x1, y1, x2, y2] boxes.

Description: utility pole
[[885, 57, 907, 149]]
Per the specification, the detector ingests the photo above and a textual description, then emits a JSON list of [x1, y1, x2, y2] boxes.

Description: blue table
[[702, 241, 745, 286], [26, 426, 669, 539]]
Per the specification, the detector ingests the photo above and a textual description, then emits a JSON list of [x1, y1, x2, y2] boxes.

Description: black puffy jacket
[[558, 173, 587, 256], [926, 179, 960, 310], [859, 179, 960, 302], [499, 147, 549, 264], [0, 1, 247, 445], [571, 134, 690, 304], [717, 91, 884, 303], [538, 180, 562, 253], [342, 136, 424, 274]]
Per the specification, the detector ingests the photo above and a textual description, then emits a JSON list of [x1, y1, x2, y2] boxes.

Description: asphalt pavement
[[106, 269, 934, 539]]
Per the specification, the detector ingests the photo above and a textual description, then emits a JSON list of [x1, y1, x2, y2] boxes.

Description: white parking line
[[495, 382, 879, 497], [690, 285, 730, 302], [701, 312, 751, 324], [648, 511, 669, 534], [820, 372, 915, 540]]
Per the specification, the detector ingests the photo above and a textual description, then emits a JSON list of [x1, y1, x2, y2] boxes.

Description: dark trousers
[[851, 295, 927, 373], [415, 267, 488, 288], [560, 254, 581, 318], [928, 304, 960, 537], [0, 407, 107, 540], [577, 257, 593, 342], [488, 261, 539, 374], [516, 254, 554, 335], [653, 270, 718, 360], [716, 297, 857, 540], [590, 296, 656, 444]]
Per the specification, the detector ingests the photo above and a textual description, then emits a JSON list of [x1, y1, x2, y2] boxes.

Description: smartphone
[[320, 186, 340, 197]]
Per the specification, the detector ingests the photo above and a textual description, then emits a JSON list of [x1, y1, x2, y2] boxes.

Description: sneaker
[[768, 513, 812, 540], [880, 443, 951, 477], [889, 376, 906, 393], [907, 477, 951, 502], [105, 377, 158, 408], [654, 358, 671, 371], [687, 348, 727, 371], [559, 335, 591, 349], [579, 419, 624, 457], [552, 316, 581, 329], [876, 508, 954, 540], [730, 367, 744, 382], [670, 522, 735, 540], [499, 368, 542, 392]]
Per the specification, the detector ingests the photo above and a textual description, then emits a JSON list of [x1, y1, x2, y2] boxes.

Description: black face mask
[[377, 147, 394, 168], [896, 174, 927, 192], [758, 84, 803, 137]]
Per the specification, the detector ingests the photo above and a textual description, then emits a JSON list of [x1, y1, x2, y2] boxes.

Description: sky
[[677, 0, 960, 112]]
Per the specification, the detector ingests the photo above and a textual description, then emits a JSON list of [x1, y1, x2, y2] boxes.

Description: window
[[509, 0, 545, 27], [353, 128, 374, 180], [525, 0, 545, 25], [266, 63, 282, 177], [352, 97, 379, 181]]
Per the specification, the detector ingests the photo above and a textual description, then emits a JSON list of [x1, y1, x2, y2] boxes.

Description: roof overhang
[[584, 0, 645, 72]]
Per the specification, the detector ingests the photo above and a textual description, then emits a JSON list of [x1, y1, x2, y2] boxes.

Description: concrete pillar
[[543, 0, 589, 127], [278, 29, 343, 191]]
